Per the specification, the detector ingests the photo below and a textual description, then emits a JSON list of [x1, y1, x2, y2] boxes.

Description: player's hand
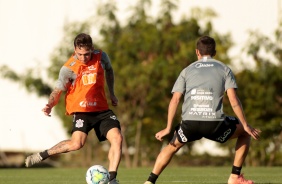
[[155, 128, 170, 141], [110, 95, 118, 106], [243, 124, 261, 140], [42, 104, 52, 117]]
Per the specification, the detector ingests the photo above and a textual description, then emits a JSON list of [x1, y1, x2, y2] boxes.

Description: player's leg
[[205, 117, 254, 184], [106, 127, 123, 172], [95, 110, 122, 184], [25, 113, 90, 167], [144, 135, 185, 184], [25, 131, 87, 167], [48, 131, 88, 154], [145, 121, 200, 184], [229, 122, 251, 168], [154, 137, 184, 175], [106, 127, 123, 183], [227, 122, 253, 184]]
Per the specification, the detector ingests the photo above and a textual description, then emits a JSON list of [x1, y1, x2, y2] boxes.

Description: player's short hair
[[196, 36, 216, 57], [74, 33, 93, 50]]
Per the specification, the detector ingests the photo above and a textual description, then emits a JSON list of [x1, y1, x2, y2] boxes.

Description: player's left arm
[[102, 51, 118, 106], [227, 88, 261, 140]]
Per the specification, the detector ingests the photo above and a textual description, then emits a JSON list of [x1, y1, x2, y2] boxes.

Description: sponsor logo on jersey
[[88, 65, 96, 70], [75, 119, 84, 128], [190, 107, 213, 112], [191, 95, 213, 100], [188, 111, 216, 116], [188, 111, 216, 119], [79, 101, 97, 107], [191, 89, 197, 95], [195, 63, 214, 68], [191, 89, 213, 95]]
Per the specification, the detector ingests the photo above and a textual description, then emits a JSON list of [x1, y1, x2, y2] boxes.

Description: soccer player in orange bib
[[25, 33, 122, 184]]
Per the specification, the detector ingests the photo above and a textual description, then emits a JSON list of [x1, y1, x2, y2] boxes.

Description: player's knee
[[118, 134, 123, 144], [108, 129, 123, 144], [167, 144, 180, 153], [168, 141, 182, 152]]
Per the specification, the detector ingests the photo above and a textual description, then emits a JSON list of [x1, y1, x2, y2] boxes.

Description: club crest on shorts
[[110, 115, 117, 120], [75, 119, 84, 128]]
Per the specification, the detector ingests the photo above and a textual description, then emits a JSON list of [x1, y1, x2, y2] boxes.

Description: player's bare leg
[[106, 128, 123, 183], [152, 138, 184, 175], [144, 137, 184, 184], [25, 131, 87, 167], [48, 131, 87, 154], [228, 123, 253, 184]]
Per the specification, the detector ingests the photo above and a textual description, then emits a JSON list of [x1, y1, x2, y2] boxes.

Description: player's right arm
[[42, 88, 62, 117], [155, 92, 182, 141], [42, 66, 72, 117]]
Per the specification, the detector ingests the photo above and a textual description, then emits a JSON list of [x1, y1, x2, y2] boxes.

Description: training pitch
[[0, 166, 281, 184]]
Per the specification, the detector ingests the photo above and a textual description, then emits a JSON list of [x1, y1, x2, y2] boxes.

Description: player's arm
[[42, 88, 62, 117], [105, 67, 115, 96], [47, 88, 62, 108], [167, 92, 182, 131], [227, 88, 261, 140], [227, 88, 247, 126], [155, 92, 182, 141], [105, 67, 118, 106], [42, 66, 70, 116], [102, 51, 118, 106]]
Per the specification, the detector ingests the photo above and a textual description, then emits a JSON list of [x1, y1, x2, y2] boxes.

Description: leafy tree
[[222, 24, 282, 166], [239, 25, 282, 166]]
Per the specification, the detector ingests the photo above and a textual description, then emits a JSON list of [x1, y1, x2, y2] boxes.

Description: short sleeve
[[171, 69, 186, 94], [225, 69, 237, 91], [55, 66, 74, 91]]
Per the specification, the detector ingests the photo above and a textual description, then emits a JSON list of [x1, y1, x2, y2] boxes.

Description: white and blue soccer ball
[[86, 165, 110, 184]]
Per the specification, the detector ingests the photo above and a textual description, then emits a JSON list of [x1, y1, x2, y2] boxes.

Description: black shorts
[[72, 110, 121, 142], [173, 116, 239, 143]]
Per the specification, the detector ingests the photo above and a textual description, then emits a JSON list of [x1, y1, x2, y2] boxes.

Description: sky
[[0, 0, 280, 153]]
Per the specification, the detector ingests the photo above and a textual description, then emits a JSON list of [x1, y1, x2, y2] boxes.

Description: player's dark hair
[[196, 36, 216, 57], [74, 33, 93, 50]]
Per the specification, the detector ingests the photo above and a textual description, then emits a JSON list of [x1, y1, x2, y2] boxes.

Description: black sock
[[39, 150, 49, 160], [231, 165, 242, 175], [147, 172, 158, 184], [109, 171, 117, 181]]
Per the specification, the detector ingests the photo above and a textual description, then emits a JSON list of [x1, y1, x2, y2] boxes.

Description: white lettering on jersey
[[79, 101, 97, 107], [191, 95, 213, 100], [195, 63, 214, 68]]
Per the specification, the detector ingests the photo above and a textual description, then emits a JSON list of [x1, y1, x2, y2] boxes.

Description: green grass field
[[0, 167, 281, 184]]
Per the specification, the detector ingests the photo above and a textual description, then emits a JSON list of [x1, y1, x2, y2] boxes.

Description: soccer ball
[[86, 165, 110, 184]]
